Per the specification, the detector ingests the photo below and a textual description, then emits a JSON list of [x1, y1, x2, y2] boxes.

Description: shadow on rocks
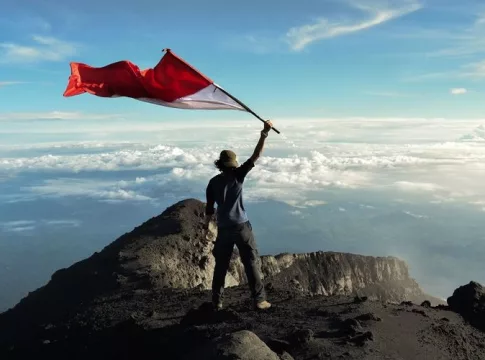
[[316, 318, 374, 347], [180, 302, 243, 326]]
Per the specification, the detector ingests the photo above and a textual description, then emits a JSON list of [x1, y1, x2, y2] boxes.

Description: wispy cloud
[[0, 111, 124, 121], [0, 81, 25, 87], [394, 181, 444, 193], [0, 219, 82, 233], [223, 34, 285, 54], [424, 12, 485, 59], [403, 210, 428, 219], [286, 1, 422, 51], [461, 60, 485, 78], [460, 125, 485, 142], [405, 60, 485, 82], [0, 220, 36, 233], [403, 71, 450, 82], [450, 88, 467, 95], [403, 12, 485, 82], [364, 91, 410, 97], [0, 35, 78, 64]]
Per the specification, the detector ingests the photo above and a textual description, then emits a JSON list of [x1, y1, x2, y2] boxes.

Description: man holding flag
[[205, 120, 273, 311], [63, 48, 278, 311]]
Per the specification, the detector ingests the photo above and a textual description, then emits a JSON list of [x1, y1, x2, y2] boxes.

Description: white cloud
[[423, 12, 485, 59], [0, 35, 78, 63], [302, 200, 327, 207], [364, 91, 410, 98], [462, 60, 485, 78], [0, 81, 24, 87], [286, 1, 422, 51], [289, 209, 307, 219], [28, 178, 153, 202], [403, 210, 428, 219], [0, 111, 123, 122], [43, 220, 81, 227], [459, 125, 485, 142], [450, 88, 467, 95], [4, 226, 36, 233], [405, 62, 485, 82], [394, 181, 444, 192], [405, 13, 485, 81], [0, 219, 82, 232], [0, 220, 36, 231], [0, 220, 36, 233], [2, 117, 485, 209], [339, 207, 346, 212], [223, 34, 284, 54]]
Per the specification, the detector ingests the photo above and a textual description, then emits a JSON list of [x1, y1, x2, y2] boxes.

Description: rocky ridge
[[6, 199, 434, 311], [1, 198, 484, 360]]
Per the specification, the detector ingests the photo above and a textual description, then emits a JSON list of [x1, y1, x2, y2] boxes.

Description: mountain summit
[[1, 199, 484, 360]]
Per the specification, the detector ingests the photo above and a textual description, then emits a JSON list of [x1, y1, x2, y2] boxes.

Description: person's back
[[207, 155, 254, 229], [204, 120, 273, 311]]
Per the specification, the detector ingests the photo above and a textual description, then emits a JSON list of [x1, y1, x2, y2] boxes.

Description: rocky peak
[[13, 199, 436, 310], [2, 198, 484, 360], [0, 198, 439, 327], [447, 281, 485, 331], [108, 198, 437, 304]]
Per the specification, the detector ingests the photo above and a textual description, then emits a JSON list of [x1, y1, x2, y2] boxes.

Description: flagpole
[[215, 85, 281, 135]]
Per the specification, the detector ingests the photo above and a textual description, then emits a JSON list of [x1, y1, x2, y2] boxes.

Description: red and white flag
[[63, 49, 246, 111], [63, 49, 280, 133]]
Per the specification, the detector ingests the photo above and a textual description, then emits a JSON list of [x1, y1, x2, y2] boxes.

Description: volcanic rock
[[0, 199, 483, 360], [447, 281, 485, 331], [355, 313, 382, 322], [187, 330, 281, 360]]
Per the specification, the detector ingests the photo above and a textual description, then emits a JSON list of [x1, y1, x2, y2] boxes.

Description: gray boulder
[[194, 330, 280, 360]]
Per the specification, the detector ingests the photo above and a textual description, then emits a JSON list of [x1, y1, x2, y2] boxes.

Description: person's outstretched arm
[[249, 120, 273, 163]]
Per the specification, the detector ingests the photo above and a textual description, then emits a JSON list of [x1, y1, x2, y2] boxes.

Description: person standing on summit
[[204, 120, 274, 311]]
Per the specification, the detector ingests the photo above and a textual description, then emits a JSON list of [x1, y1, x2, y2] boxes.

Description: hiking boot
[[255, 300, 271, 310]]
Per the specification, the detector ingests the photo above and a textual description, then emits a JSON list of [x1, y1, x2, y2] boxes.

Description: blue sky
[[2, 0, 485, 121]]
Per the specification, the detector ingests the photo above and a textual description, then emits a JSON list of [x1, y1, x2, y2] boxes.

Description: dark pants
[[212, 221, 266, 304]]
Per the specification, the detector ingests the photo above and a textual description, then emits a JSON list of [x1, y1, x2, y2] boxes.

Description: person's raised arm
[[249, 120, 273, 163]]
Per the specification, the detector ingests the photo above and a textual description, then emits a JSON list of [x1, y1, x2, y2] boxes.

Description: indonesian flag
[[63, 49, 246, 111]]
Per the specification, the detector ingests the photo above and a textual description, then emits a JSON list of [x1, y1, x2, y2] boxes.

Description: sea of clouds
[[1, 116, 485, 309], [2, 117, 485, 208]]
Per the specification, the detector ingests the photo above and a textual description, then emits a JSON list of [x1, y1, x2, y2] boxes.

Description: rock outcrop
[[104, 198, 436, 304], [447, 281, 485, 331], [255, 252, 428, 303]]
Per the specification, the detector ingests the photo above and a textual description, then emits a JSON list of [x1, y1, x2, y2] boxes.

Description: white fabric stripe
[[136, 84, 246, 111]]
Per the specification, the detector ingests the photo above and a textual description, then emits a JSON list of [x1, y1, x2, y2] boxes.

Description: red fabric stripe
[[63, 50, 213, 102]]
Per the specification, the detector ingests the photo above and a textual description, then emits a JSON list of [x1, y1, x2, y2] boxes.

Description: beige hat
[[219, 150, 238, 168]]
